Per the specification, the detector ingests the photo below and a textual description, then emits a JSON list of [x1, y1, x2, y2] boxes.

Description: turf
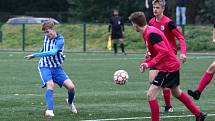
[[0, 52, 215, 121]]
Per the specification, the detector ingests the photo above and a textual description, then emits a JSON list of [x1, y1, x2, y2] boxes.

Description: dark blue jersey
[[108, 16, 124, 39]]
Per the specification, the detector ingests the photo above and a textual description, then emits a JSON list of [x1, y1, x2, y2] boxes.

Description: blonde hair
[[128, 11, 147, 27], [152, 0, 166, 8], [42, 20, 54, 31]]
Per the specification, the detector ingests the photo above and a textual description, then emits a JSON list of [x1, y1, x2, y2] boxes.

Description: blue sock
[[68, 91, 75, 104], [45, 89, 54, 110]]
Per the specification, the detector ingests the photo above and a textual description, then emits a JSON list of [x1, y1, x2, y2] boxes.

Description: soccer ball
[[113, 70, 129, 85]]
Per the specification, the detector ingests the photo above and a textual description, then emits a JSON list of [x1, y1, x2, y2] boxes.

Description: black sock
[[120, 43, 125, 53], [113, 43, 117, 54]]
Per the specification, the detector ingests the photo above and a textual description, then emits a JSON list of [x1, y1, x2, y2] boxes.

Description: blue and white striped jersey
[[38, 34, 65, 68]]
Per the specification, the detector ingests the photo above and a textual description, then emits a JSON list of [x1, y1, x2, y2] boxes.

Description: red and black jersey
[[143, 26, 180, 72], [149, 15, 186, 55]]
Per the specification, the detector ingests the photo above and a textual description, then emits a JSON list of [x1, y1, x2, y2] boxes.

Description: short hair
[[128, 11, 147, 27], [42, 20, 54, 31], [152, 0, 166, 8]]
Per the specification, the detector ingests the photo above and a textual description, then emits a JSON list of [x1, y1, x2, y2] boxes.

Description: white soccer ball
[[113, 70, 129, 85]]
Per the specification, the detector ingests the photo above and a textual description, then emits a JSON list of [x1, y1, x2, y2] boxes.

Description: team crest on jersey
[[161, 25, 165, 31], [118, 21, 121, 25]]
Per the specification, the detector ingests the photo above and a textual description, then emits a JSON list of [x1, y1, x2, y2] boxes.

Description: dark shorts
[[152, 70, 180, 88], [149, 66, 157, 70], [111, 33, 123, 39]]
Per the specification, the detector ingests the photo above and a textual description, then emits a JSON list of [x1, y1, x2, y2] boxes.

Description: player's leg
[[167, 70, 207, 120], [63, 79, 77, 113], [38, 67, 55, 117], [176, 6, 180, 26], [119, 38, 126, 55], [181, 7, 186, 35], [147, 84, 162, 121], [163, 88, 172, 112], [188, 61, 215, 100], [53, 67, 77, 113], [45, 80, 55, 117], [112, 39, 118, 54], [171, 86, 207, 121], [149, 69, 172, 112]]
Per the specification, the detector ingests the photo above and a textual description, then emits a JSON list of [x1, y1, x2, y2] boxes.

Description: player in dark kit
[[108, 9, 126, 55], [129, 11, 206, 121], [148, 0, 186, 112], [188, 22, 215, 100]]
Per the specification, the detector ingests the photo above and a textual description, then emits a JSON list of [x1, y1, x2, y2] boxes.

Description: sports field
[[1, 52, 215, 121]]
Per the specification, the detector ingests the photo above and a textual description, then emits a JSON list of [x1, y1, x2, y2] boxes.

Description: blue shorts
[[38, 67, 69, 88]]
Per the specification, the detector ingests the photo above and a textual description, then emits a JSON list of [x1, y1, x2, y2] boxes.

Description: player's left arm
[[121, 17, 125, 32], [25, 36, 64, 60], [168, 21, 187, 62]]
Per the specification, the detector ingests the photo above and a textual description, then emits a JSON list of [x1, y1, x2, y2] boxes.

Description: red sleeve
[[146, 33, 169, 67], [168, 21, 186, 55]]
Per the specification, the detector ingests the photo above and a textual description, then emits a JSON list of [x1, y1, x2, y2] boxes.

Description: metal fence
[[0, 23, 142, 52]]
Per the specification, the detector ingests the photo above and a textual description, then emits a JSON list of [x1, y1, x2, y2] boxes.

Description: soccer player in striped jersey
[[147, 0, 187, 112], [24, 20, 77, 117], [188, 22, 215, 100], [129, 11, 206, 121]]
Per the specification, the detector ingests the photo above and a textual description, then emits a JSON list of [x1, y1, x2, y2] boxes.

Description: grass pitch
[[0, 52, 215, 121]]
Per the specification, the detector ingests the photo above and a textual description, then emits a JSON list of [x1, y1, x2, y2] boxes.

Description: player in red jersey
[[128, 11, 206, 121], [148, 0, 187, 112], [188, 23, 215, 100]]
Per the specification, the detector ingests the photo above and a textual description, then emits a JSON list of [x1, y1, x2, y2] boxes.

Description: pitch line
[[1, 55, 215, 62], [82, 114, 215, 121]]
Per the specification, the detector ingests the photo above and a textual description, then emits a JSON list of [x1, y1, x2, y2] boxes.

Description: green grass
[[1, 52, 215, 121]]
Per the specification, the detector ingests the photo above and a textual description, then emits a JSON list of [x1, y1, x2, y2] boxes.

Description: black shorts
[[149, 66, 157, 70], [111, 33, 123, 39], [152, 70, 180, 88]]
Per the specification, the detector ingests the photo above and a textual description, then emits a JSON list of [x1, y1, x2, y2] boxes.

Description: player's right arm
[[168, 21, 186, 63], [108, 18, 112, 34], [25, 36, 64, 60]]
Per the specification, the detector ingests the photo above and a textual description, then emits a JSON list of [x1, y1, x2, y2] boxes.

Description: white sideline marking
[[1, 56, 215, 62], [82, 114, 215, 121]]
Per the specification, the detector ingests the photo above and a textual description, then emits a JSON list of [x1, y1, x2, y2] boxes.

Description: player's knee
[[171, 88, 182, 98], [208, 62, 215, 73], [147, 92, 156, 100], [68, 85, 75, 92], [46, 81, 55, 89]]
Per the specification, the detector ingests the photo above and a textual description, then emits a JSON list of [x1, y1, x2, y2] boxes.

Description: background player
[[24, 20, 77, 117], [188, 22, 215, 100], [129, 11, 206, 121], [148, 0, 187, 112], [108, 9, 126, 55]]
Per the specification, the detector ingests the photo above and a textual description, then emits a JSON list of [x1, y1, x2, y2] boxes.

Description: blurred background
[[0, 0, 214, 52]]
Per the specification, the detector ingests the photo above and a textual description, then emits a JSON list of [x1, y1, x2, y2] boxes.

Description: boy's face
[[131, 22, 140, 32], [43, 28, 55, 39], [113, 11, 119, 16], [153, 3, 164, 16]]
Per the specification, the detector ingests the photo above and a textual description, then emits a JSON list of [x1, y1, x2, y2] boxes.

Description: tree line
[[0, 0, 214, 24]]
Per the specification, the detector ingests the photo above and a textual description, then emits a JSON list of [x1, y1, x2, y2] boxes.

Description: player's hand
[[24, 54, 35, 60], [139, 63, 148, 73], [144, 51, 151, 60], [180, 54, 186, 63]]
